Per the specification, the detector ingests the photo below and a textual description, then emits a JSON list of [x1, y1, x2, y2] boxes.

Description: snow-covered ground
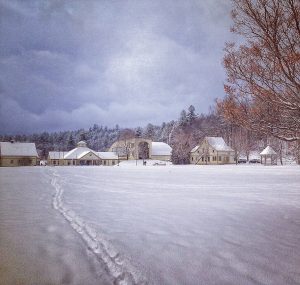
[[1, 164, 300, 285]]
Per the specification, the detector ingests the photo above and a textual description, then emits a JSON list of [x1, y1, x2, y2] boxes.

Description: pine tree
[[144, 123, 155, 140], [187, 105, 196, 124], [79, 132, 87, 141], [67, 134, 76, 150], [179, 110, 188, 127], [135, 127, 143, 138]]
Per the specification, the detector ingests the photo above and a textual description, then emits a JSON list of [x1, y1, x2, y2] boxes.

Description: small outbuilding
[[260, 146, 277, 165]]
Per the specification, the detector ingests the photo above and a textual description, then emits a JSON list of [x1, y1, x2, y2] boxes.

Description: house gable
[[78, 151, 101, 160]]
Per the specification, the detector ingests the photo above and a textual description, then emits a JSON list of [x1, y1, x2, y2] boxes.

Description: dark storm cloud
[[0, 0, 234, 134]]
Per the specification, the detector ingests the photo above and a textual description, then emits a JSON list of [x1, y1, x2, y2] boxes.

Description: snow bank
[[119, 159, 172, 167]]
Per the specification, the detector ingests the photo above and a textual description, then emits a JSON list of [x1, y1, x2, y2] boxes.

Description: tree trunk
[[279, 142, 283, 166], [297, 140, 300, 165]]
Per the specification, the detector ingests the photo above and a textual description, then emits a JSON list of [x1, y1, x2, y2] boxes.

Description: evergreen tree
[[135, 127, 143, 138], [179, 110, 188, 127], [67, 134, 76, 150], [144, 123, 155, 140], [187, 105, 197, 124], [79, 132, 87, 141]]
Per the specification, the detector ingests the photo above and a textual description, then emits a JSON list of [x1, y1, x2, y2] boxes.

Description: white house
[[190, 137, 235, 165]]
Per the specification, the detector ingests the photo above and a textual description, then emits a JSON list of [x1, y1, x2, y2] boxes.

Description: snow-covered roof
[[190, 145, 200, 153], [48, 151, 67, 159], [0, 142, 38, 157], [206, 137, 234, 152], [64, 147, 99, 159], [260, 146, 277, 155], [77, 141, 87, 147], [77, 150, 101, 159], [151, 142, 172, 156], [97, 152, 118, 160]]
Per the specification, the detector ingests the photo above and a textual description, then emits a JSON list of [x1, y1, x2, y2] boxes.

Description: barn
[[0, 141, 39, 167]]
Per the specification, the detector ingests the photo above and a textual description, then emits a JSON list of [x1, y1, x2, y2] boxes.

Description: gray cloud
[[0, 0, 234, 134]]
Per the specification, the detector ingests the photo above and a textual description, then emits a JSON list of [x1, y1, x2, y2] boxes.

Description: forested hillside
[[0, 106, 298, 163]]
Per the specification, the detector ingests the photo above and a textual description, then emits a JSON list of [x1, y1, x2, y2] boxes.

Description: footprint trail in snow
[[49, 168, 147, 285]]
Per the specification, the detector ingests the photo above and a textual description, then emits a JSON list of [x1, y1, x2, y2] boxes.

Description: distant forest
[[0, 105, 298, 164]]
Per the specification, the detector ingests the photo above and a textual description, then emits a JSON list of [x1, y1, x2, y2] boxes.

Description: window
[[192, 157, 194, 161], [53, 160, 56, 165], [73, 161, 75, 165], [68, 161, 71, 165], [104, 161, 106, 166], [219, 156, 222, 161], [213, 150, 215, 153], [112, 161, 115, 165], [208, 157, 210, 162], [202, 157, 204, 161], [10, 160, 14, 164]]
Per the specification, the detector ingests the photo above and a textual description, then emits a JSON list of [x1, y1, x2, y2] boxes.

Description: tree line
[[0, 105, 298, 164]]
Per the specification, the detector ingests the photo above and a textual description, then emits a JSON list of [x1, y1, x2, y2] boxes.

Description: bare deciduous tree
[[218, 0, 300, 143], [115, 129, 135, 160]]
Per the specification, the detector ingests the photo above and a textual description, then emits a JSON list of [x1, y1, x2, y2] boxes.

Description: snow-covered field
[[1, 164, 300, 285]]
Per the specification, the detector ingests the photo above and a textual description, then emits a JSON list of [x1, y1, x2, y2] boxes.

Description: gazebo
[[260, 146, 277, 165]]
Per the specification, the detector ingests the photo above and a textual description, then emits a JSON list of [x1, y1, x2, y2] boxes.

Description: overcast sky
[[0, 0, 234, 134]]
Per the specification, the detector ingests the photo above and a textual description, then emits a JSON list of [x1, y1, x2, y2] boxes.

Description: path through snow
[[49, 167, 146, 285], [1, 165, 300, 285]]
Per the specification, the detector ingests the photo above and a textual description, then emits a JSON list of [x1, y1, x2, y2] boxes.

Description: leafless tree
[[218, 0, 300, 145], [115, 129, 135, 160]]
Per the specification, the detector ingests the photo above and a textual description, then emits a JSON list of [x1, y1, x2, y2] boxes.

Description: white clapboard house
[[190, 137, 235, 165]]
